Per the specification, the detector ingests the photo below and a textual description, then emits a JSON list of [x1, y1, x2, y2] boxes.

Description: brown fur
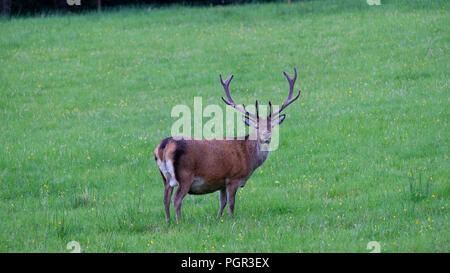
[[154, 68, 300, 222], [154, 119, 276, 222]]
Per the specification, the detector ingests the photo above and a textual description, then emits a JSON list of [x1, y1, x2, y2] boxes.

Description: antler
[[270, 68, 301, 117], [220, 74, 258, 120]]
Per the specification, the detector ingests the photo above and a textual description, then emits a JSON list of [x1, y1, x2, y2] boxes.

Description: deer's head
[[220, 68, 301, 145]]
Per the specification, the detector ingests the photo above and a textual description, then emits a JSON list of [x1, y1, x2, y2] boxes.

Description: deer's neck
[[247, 131, 270, 171]]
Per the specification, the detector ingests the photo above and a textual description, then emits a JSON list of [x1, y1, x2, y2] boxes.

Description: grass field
[[0, 0, 448, 252]]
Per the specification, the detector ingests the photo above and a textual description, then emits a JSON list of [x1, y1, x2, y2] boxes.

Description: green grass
[[0, 0, 448, 252]]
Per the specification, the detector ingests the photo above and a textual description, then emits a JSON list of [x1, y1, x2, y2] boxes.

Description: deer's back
[[155, 137, 253, 192]]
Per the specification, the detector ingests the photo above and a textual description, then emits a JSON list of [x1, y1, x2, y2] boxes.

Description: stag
[[154, 68, 301, 221]]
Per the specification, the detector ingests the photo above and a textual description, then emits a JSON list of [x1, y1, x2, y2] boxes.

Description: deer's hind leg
[[173, 169, 193, 222], [156, 155, 174, 221], [160, 171, 174, 221]]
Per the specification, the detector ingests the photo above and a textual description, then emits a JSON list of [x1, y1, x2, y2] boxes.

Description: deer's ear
[[271, 114, 286, 127], [242, 116, 257, 128]]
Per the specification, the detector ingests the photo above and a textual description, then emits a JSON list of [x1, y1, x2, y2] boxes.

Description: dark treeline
[[0, 0, 297, 15]]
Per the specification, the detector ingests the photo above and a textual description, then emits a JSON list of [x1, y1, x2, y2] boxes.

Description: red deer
[[154, 68, 301, 222]]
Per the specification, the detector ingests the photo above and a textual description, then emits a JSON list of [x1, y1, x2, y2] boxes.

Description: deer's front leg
[[226, 180, 240, 217], [217, 188, 227, 219]]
